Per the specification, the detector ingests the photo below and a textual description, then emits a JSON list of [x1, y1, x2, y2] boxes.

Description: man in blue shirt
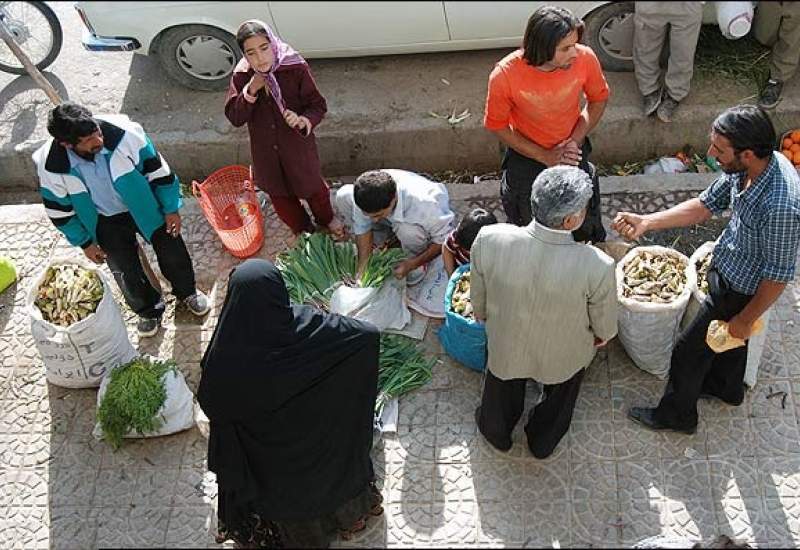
[[612, 105, 800, 433], [34, 102, 210, 337]]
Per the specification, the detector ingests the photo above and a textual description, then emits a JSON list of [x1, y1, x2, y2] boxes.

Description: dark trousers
[[500, 139, 606, 243], [655, 269, 753, 428], [477, 367, 585, 458], [269, 188, 334, 235], [96, 212, 196, 319]]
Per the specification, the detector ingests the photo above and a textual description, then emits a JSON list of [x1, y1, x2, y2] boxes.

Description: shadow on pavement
[[0, 72, 69, 144]]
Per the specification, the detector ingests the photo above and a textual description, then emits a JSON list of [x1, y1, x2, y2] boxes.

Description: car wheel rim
[[598, 11, 634, 61], [175, 35, 236, 80]]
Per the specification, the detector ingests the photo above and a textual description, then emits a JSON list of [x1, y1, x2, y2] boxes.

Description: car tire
[[156, 25, 241, 91], [583, 1, 635, 72]]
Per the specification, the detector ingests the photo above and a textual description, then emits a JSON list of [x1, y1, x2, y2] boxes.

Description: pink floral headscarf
[[234, 19, 307, 115]]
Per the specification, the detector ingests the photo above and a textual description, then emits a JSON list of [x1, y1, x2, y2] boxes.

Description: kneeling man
[[471, 166, 617, 458]]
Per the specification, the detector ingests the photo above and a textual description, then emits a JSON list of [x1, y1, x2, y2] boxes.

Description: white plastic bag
[[27, 257, 136, 388], [643, 157, 687, 175], [329, 279, 411, 331], [93, 358, 195, 441], [715, 1, 753, 39], [684, 241, 767, 388], [406, 255, 449, 318], [616, 246, 695, 379]]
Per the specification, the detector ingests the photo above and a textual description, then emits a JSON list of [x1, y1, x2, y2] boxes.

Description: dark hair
[[454, 208, 498, 249], [522, 5, 584, 66], [47, 102, 98, 145], [236, 21, 269, 51], [711, 104, 776, 159], [353, 171, 397, 213]]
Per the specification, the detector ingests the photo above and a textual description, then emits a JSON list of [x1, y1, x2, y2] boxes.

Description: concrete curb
[[0, 172, 716, 223]]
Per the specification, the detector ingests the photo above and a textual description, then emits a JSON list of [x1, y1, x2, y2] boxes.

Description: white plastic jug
[[715, 1, 753, 39]]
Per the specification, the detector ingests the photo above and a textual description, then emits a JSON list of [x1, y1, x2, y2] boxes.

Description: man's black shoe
[[758, 79, 783, 110], [699, 392, 744, 407], [628, 406, 696, 435]]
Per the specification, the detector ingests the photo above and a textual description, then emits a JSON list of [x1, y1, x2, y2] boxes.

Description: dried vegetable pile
[[621, 250, 687, 304], [450, 270, 473, 319], [96, 357, 175, 449], [695, 250, 712, 295], [35, 265, 104, 326], [276, 233, 433, 413]]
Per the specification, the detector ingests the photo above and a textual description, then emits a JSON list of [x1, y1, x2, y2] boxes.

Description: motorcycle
[[0, 1, 62, 74]]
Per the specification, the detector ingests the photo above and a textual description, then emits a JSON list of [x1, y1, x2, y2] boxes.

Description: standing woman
[[225, 20, 344, 239], [198, 259, 383, 548]]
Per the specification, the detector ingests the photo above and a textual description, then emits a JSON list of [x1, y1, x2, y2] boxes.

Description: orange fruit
[[783, 149, 794, 160], [784, 137, 795, 148], [791, 130, 800, 142], [791, 143, 800, 153]]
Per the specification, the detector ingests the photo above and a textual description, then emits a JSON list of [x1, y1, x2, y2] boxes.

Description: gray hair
[[530, 166, 593, 229]]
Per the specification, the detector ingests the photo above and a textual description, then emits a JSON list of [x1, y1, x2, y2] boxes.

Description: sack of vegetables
[[685, 241, 768, 388], [616, 246, 695, 379], [27, 258, 136, 388], [93, 355, 195, 448], [437, 263, 486, 372]]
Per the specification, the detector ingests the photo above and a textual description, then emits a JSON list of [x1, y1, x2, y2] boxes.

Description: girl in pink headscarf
[[225, 20, 345, 239]]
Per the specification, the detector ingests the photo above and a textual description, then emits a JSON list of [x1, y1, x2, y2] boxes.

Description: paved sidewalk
[[1, 189, 800, 548]]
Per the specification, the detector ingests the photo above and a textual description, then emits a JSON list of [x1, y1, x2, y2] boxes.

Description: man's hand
[[593, 336, 608, 348], [728, 314, 755, 340], [84, 244, 107, 264], [542, 139, 582, 167], [393, 259, 416, 279], [327, 218, 347, 241], [247, 73, 266, 96], [296, 115, 313, 135], [164, 212, 181, 238], [612, 212, 648, 241], [283, 109, 305, 130]]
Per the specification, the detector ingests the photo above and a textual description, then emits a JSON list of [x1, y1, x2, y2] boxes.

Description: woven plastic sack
[[27, 257, 136, 388], [437, 264, 486, 372], [329, 278, 410, 331], [93, 356, 195, 441], [684, 241, 768, 388], [616, 246, 694, 379]]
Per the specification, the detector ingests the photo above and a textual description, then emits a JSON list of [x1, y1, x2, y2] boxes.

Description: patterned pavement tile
[[398, 390, 438, 429], [100, 433, 188, 469], [608, 341, 658, 386], [520, 501, 573, 548], [748, 380, 796, 418], [572, 461, 617, 503], [583, 349, 610, 386], [760, 456, 800, 500], [618, 499, 665, 545], [49, 466, 99, 507], [435, 422, 482, 464], [95, 505, 171, 548], [572, 383, 613, 423], [93, 469, 136, 507], [751, 417, 800, 456], [475, 500, 525, 546], [386, 461, 435, 503], [0, 468, 49, 507], [0, 336, 17, 372], [570, 498, 620, 547], [131, 468, 181, 506], [173, 466, 217, 506], [706, 419, 756, 458], [715, 496, 769, 542], [662, 459, 713, 503], [385, 501, 435, 545], [165, 505, 219, 548], [708, 457, 762, 500], [612, 421, 660, 461], [49, 507, 100, 550], [436, 387, 482, 426], [384, 426, 437, 464], [617, 460, 664, 503], [570, 420, 616, 461], [762, 497, 800, 543], [430, 500, 478, 545], [1, 506, 50, 550], [661, 497, 718, 542]]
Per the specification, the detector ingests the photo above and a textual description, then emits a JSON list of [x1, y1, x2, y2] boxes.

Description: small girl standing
[[442, 208, 498, 275], [225, 20, 344, 238]]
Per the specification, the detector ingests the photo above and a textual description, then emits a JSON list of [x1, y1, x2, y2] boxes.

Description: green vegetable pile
[[276, 233, 405, 308], [276, 233, 433, 414], [35, 265, 104, 326], [377, 335, 436, 414], [96, 357, 175, 449]]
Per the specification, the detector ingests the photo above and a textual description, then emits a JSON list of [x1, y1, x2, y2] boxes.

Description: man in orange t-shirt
[[484, 5, 610, 243]]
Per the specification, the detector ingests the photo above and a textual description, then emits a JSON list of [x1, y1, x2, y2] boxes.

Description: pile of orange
[[781, 129, 800, 167]]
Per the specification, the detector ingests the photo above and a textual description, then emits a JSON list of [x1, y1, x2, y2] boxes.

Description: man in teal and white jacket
[[34, 102, 209, 337]]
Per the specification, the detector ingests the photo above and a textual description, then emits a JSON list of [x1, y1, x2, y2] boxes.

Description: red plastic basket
[[192, 165, 265, 258]]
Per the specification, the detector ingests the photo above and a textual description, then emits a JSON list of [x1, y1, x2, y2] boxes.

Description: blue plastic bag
[[437, 263, 487, 372]]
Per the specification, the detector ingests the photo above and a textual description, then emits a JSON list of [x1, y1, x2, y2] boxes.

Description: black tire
[[0, 0, 63, 74], [155, 24, 241, 92], [583, 1, 635, 72]]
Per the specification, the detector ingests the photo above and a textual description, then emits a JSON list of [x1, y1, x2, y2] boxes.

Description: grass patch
[[693, 25, 771, 95]]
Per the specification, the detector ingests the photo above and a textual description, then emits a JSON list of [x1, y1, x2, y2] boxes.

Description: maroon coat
[[225, 64, 328, 198]]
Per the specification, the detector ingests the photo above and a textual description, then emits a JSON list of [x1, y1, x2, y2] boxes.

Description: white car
[[74, 1, 737, 92]]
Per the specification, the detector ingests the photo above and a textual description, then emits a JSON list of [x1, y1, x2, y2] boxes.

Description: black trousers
[[500, 138, 606, 243], [655, 269, 753, 428], [95, 212, 196, 319], [477, 367, 585, 458]]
